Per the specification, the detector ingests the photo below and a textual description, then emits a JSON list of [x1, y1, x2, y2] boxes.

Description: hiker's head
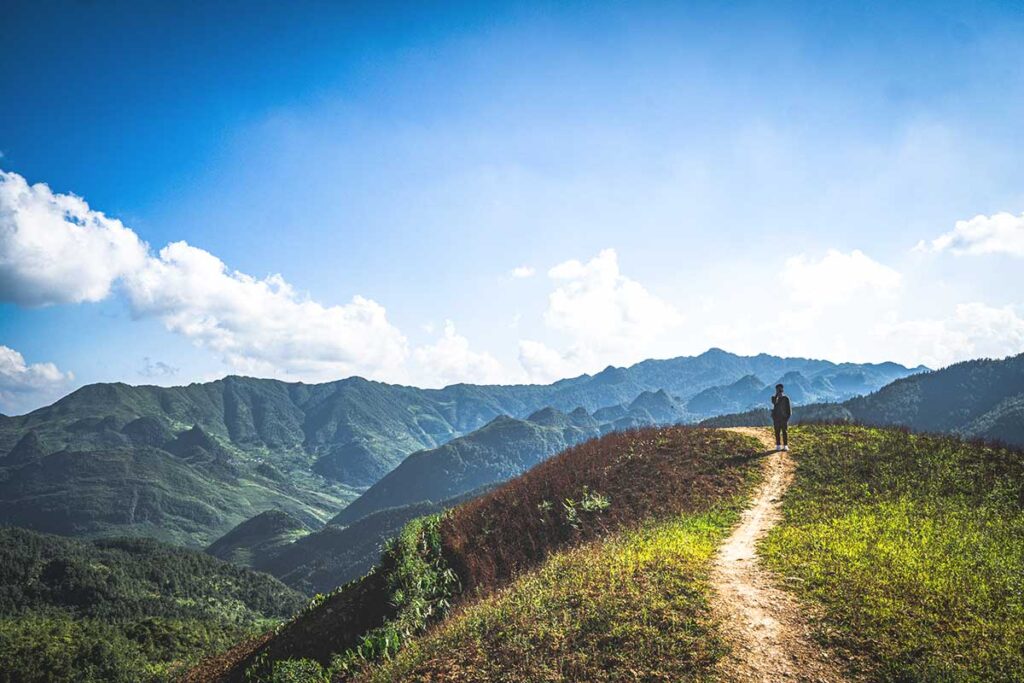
[[775, 383, 784, 394]]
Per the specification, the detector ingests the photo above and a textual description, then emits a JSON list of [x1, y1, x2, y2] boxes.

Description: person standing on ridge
[[771, 383, 791, 451]]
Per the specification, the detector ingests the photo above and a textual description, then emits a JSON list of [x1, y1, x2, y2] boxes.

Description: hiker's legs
[[774, 421, 788, 447]]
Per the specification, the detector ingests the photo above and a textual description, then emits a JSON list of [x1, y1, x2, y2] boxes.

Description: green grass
[[359, 505, 744, 682], [762, 425, 1024, 682]]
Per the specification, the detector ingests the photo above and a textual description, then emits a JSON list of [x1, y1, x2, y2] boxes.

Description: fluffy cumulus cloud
[[874, 303, 1024, 369], [412, 320, 506, 387], [510, 265, 535, 278], [0, 170, 408, 383], [123, 241, 408, 381], [519, 249, 682, 381], [0, 171, 148, 305], [0, 345, 73, 414], [517, 339, 591, 383], [781, 249, 902, 306], [917, 211, 1024, 256], [546, 249, 682, 344]]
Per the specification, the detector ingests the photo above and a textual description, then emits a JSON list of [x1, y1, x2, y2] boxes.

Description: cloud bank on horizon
[[2, 167, 1023, 413]]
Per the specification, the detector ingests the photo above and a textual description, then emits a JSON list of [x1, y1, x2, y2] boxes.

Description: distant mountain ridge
[[0, 349, 923, 546], [701, 353, 1024, 447]]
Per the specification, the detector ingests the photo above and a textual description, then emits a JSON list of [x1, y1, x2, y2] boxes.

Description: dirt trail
[[710, 427, 846, 683]]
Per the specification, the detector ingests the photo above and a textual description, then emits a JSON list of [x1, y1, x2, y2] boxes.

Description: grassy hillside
[[205, 510, 312, 567], [0, 351, 917, 546], [700, 353, 1024, 447], [763, 425, 1024, 681], [363, 508, 739, 682], [0, 527, 305, 683], [188, 420, 1024, 682], [188, 426, 762, 681]]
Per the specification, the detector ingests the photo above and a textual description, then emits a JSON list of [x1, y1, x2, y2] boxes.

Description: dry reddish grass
[[442, 426, 759, 595]]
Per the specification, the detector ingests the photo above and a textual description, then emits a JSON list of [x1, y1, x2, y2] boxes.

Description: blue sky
[[2, 0, 1024, 413]]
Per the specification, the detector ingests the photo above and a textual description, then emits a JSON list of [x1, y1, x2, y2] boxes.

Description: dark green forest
[[0, 527, 305, 683]]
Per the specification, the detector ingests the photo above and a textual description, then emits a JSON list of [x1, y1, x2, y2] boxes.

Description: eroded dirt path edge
[[710, 427, 846, 683]]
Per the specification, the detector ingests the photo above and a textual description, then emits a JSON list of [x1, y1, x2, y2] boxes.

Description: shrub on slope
[[763, 425, 1024, 681]]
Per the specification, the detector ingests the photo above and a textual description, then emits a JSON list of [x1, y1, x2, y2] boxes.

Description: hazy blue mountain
[[683, 363, 924, 419], [701, 353, 1024, 446], [686, 374, 767, 415]]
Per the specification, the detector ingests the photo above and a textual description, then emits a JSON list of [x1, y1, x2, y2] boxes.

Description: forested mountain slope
[[331, 407, 601, 526], [0, 526, 305, 683]]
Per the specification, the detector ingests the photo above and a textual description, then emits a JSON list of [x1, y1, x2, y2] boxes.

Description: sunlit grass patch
[[763, 425, 1024, 682], [361, 507, 742, 682]]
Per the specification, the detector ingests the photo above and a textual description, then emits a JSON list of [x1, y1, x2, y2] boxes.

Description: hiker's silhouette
[[771, 384, 791, 450]]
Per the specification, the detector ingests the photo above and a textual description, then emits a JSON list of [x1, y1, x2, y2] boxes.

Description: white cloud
[[519, 248, 683, 381], [781, 249, 902, 306], [874, 303, 1024, 369], [0, 170, 409, 383], [0, 170, 149, 306], [546, 248, 682, 346], [124, 241, 409, 382], [0, 345, 73, 415], [917, 211, 1024, 257], [517, 339, 591, 383], [412, 320, 506, 387], [510, 265, 535, 278]]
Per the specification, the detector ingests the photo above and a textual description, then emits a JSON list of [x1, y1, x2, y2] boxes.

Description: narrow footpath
[[710, 427, 847, 683]]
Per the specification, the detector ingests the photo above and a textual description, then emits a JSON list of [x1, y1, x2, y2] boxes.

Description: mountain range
[[207, 352, 1024, 596], [0, 349, 922, 549], [702, 352, 1024, 446]]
